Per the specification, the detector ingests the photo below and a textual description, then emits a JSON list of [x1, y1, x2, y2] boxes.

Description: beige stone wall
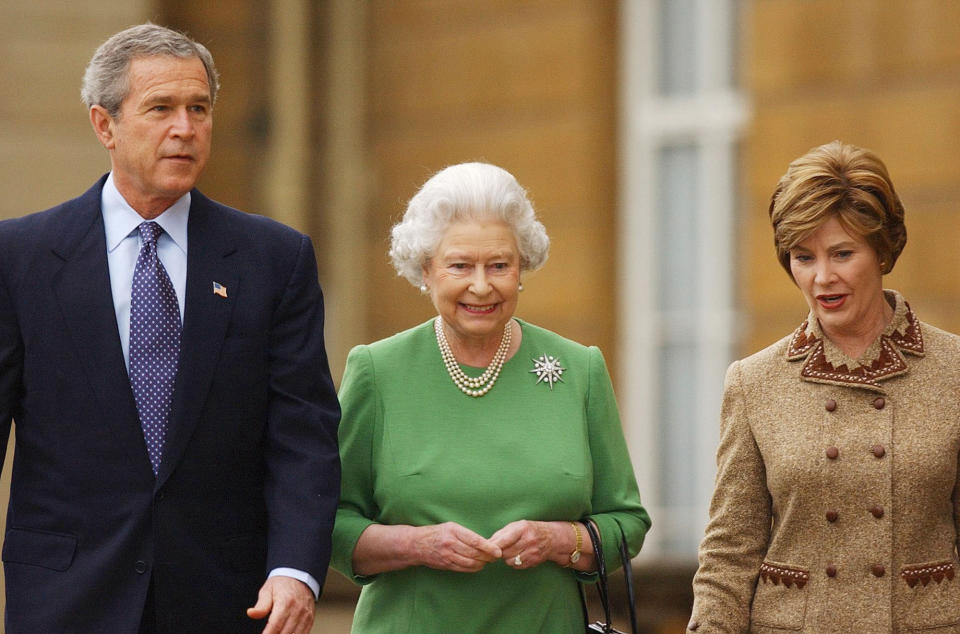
[[0, 3, 150, 220], [743, 0, 960, 355]]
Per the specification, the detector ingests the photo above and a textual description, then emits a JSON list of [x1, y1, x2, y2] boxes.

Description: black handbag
[[578, 521, 639, 634]]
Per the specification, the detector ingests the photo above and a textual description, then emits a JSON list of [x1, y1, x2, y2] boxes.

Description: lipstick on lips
[[817, 294, 846, 309]]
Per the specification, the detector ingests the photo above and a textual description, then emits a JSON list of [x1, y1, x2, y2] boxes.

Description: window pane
[[723, 0, 741, 89], [656, 143, 700, 313], [657, 342, 697, 508], [657, 340, 704, 555], [657, 0, 698, 96]]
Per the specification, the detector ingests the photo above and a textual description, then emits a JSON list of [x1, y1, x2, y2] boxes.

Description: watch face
[[570, 551, 581, 563]]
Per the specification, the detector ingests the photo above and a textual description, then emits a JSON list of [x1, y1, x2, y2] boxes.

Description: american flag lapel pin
[[212, 281, 228, 298]]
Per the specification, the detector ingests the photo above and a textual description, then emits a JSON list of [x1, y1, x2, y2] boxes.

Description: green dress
[[332, 318, 651, 633]]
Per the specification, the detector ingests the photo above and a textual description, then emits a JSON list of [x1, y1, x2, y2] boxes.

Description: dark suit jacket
[[0, 176, 341, 633]]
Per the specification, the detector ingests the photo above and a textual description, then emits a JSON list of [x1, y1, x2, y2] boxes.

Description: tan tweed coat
[[689, 291, 960, 633]]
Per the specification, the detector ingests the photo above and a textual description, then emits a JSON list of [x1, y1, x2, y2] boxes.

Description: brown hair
[[768, 140, 906, 277]]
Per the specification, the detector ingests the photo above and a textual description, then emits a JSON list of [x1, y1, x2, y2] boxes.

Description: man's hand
[[247, 576, 315, 634]]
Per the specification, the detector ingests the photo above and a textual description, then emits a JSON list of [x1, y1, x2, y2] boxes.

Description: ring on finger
[[513, 554, 523, 566]]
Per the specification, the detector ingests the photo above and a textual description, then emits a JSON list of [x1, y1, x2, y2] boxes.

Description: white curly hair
[[389, 162, 550, 287]]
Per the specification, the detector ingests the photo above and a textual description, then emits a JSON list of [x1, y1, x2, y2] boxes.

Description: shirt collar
[[101, 172, 190, 255]]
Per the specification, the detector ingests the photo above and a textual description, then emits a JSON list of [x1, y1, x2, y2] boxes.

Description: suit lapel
[[157, 192, 238, 488], [50, 179, 150, 475]]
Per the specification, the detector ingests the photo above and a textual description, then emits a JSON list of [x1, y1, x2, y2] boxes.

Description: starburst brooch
[[530, 354, 565, 390]]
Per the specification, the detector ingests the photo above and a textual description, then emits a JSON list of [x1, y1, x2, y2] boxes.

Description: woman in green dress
[[331, 162, 651, 632]]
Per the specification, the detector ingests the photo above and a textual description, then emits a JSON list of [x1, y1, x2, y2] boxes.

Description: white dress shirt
[[102, 173, 188, 368], [100, 174, 319, 598]]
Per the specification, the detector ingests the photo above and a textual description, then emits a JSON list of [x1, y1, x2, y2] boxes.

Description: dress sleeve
[[583, 346, 652, 573], [331, 344, 381, 584], [689, 360, 772, 632]]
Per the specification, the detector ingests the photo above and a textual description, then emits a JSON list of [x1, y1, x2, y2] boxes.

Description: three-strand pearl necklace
[[434, 316, 511, 397]]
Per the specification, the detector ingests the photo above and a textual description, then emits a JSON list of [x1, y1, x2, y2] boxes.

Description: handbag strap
[[618, 533, 639, 634], [577, 521, 640, 634], [583, 520, 614, 630]]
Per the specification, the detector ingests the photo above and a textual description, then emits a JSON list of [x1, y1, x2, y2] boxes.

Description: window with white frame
[[618, 0, 748, 559]]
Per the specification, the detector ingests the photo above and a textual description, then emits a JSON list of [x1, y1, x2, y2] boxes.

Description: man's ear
[[90, 105, 117, 150]]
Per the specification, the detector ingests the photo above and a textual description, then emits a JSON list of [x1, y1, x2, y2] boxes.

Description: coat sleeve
[[953, 447, 960, 555], [688, 360, 771, 633], [330, 344, 381, 584], [263, 234, 342, 589], [582, 346, 651, 573], [0, 226, 22, 471]]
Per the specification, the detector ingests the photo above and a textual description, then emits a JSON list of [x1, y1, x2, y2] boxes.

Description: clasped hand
[[417, 519, 565, 573]]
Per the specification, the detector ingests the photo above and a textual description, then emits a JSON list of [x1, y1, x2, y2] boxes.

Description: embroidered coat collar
[[785, 290, 924, 392]]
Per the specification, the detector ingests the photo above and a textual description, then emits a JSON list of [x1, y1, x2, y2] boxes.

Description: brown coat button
[[826, 510, 839, 522], [688, 620, 699, 631], [870, 505, 884, 518], [826, 564, 837, 577], [872, 564, 885, 577], [872, 444, 886, 458], [826, 446, 839, 459], [873, 397, 885, 410], [825, 398, 837, 412]]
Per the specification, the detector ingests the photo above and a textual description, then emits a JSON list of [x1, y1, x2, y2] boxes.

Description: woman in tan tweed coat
[[689, 140, 960, 633]]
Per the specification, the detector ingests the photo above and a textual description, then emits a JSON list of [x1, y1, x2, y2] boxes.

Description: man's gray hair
[[390, 162, 550, 287], [81, 23, 220, 118]]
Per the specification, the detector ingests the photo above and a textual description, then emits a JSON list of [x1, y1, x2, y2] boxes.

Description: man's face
[[94, 55, 212, 216]]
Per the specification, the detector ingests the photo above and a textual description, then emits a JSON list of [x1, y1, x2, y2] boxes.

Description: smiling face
[[422, 219, 521, 349], [90, 55, 212, 218], [789, 215, 889, 345]]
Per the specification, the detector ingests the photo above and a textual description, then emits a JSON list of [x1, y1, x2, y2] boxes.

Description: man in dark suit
[[0, 24, 340, 633]]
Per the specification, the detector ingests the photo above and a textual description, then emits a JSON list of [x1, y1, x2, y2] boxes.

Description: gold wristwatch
[[568, 521, 582, 565]]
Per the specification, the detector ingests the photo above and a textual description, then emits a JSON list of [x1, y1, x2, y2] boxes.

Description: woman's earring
[[420, 284, 428, 294], [518, 282, 524, 292]]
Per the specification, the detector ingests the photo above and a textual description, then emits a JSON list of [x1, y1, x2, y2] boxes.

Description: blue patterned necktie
[[129, 221, 181, 475]]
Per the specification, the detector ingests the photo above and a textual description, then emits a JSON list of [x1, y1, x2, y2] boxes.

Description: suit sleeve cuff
[[268, 567, 320, 600]]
